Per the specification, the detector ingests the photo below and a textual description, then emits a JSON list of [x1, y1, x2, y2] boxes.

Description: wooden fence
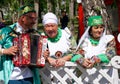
[[40, 56, 120, 84]]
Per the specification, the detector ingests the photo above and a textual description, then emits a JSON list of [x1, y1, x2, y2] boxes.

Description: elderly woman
[[42, 12, 76, 67], [71, 15, 116, 83]]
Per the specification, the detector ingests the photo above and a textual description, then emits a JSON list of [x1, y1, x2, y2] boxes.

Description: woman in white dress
[[42, 12, 76, 67], [71, 15, 116, 83]]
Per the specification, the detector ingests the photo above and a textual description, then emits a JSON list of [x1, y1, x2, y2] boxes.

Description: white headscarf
[[76, 25, 113, 58], [42, 12, 58, 26], [76, 26, 106, 51]]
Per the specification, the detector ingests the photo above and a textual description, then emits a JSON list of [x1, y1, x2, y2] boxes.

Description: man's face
[[21, 12, 37, 29], [62, 12, 66, 16]]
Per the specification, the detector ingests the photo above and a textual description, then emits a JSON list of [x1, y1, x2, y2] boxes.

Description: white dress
[[77, 26, 115, 83], [43, 28, 75, 83], [48, 29, 72, 58]]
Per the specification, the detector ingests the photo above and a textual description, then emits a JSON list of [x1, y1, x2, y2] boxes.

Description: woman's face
[[90, 25, 104, 39], [44, 23, 58, 38]]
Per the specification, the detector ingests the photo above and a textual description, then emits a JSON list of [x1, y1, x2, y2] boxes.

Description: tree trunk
[[56, 0, 61, 24], [47, 0, 52, 12], [0, 10, 3, 22], [69, 0, 74, 34], [81, 0, 112, 33], [34, 0, 39, 29]]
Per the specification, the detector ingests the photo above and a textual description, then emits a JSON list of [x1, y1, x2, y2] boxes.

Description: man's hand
[[3, 46, 18, 55]]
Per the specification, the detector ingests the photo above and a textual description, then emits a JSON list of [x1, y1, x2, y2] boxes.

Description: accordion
[[13, 33, 47, 67]]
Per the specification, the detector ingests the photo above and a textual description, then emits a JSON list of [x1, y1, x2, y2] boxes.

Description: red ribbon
[[77, 3, 85, 39], [104, 0, 114, 5]]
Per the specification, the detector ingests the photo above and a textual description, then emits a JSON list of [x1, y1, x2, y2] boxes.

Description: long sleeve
[[0, 26, 14, 84], [97, 38, 116, 63], [0, 45, 3, 56]]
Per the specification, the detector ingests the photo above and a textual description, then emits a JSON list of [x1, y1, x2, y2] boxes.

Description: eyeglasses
[[25, 15, 38, 20]]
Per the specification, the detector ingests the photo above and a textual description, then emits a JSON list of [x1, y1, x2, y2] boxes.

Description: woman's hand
[[55, 58, 65, 67], [47, 57, 66, 68], [47, 57, 57, 67], [91, 56, 101, 64], [76, 49, 84, 55], [82, 58, 94, 68], [43, 49, 49, 60]]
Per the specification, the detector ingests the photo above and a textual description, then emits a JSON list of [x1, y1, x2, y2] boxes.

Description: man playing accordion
[[0, 5, 49, 84]]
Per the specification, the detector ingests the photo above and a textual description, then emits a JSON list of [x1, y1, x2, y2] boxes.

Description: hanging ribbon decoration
[[77, 3, 85, 43]]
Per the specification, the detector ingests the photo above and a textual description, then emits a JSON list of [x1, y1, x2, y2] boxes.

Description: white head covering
[[76, 16, 114, 58], [76, 16, 105, 52], [76, 26, 108, 58], [76, 26, 106, 51], [42, 12, 58, 26]]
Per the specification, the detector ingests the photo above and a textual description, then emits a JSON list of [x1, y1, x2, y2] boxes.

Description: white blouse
[[81, 35, 114, 58], [48, 29, 72, 58]]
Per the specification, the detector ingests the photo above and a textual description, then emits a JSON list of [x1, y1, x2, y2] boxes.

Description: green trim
[[71, 54, 83, 62], [89, 37, 99, 46], [97, 54, 109, 63], [48, 28, 62, 42]]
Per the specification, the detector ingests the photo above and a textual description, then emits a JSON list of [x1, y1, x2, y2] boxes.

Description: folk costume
[[42, 12, 76, 83], [42, 12, 76, 58], [0, 5, 40, 84], [71, 16, 116, 83], [48, 27, 72, 58]]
